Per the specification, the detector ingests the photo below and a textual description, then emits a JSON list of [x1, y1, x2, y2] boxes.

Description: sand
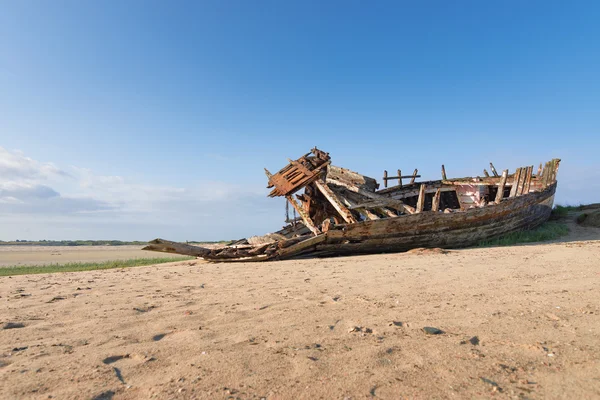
[[1, 235, 600, 399], [0, 246, 177, 267]]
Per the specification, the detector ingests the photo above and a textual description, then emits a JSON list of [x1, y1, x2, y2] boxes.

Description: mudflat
[[1, 239, 599, 399], [0, 246, 176, 267]]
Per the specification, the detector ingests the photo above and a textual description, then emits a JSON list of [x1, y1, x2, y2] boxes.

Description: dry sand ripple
[[1, 240, 600, 399]]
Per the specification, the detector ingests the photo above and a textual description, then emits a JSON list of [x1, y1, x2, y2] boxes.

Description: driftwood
[[143, 239, 212, 257]]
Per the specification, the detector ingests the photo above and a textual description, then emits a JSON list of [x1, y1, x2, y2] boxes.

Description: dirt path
[[1, 235, 599, 399]]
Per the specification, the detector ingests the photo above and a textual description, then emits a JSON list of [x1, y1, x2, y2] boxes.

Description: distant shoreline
[[0, 240, 229, 247]]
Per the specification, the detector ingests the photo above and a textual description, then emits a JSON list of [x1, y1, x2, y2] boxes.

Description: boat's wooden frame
[[144, 149, 561, 262]]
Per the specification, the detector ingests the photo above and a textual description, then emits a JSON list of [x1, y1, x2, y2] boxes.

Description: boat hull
[[294, 183, 557, 258]]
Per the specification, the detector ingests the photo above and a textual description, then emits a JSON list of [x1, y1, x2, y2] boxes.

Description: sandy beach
[[0, 246, 178, 267], [1, 232, 599, 399]]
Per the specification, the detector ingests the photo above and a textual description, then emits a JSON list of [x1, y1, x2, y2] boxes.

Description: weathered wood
[[286, 195, 320, 236], [410, 169, 418, 184], [541, 161, 550, 188], [328, 178, 415, 214], [383, 174, 422, 180], [383, 170, 388, 188], [517, 166, 528, 196], [495, 169, 508, 204], [397, 169, 402, 188], [275, 234, 327, 259], [143, 239, 212, 257], [537, 163, 543, 177], [523, 166, 533, 194], [332, 188, 380, 220], [509, 168, 522, 197], [359, 208, 380, 220], [441, 165, 447, 180], [327, 165, 378, 192], [431, 188, 441, 212], [483, 169, 490, 177], [416, 184, 426, 213], [549, 159, 561, 183], [325, 183, 557, 243], [489, 163, 499, 177], [268, 148, 331, 197], [376, 207, 398, 218], [314, 180, 357, 224]]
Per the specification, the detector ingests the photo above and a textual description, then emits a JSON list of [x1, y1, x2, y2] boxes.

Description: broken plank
[[509, 168, 522, 197], [416, 184, 426, 213], [431, 188, 441, 212], [495, 169, 508, 204], [286, 195, 321, 236], [523, 166, 533, 194], [489, 163, 499, 177], [314, 180, 357, 224], [327, 178, 415, 214], [410, 169, 418, 184], [143, 239, 212, 258], [276, 234, 327, 259], [376, 207, 398, 218]]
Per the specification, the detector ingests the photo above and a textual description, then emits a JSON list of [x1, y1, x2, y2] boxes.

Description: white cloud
[[0, 146, 282, 240], [0, 147, 70, 181]]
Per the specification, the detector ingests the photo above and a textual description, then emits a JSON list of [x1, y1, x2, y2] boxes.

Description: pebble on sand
[[422, 327, 444, 335], [3, 322, 25, 330]]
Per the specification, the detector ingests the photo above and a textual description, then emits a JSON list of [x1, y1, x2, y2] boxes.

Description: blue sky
[[1, 1, 599, 240]]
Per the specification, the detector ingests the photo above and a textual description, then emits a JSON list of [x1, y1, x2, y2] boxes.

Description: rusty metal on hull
[[143, 149, 561, 261]]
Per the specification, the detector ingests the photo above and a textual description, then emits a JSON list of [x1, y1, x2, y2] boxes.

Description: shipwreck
[[144, 148, 560, 262]]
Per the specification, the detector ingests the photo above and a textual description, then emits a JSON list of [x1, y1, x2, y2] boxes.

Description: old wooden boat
[[144, 148, 561, 262]]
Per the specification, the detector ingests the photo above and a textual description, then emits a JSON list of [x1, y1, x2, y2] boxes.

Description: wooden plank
[[327, 178, 415, 214], [384, 174, 422, 180], [314, 180, 357, 224], [509, 168, 522, 197], [441, 165, 447, 180], [523, 166, 533, 194], [332, 188, 380, 221], [410, 169, 418, 184], [143, 239, 212, 257], [359, 208, 380, 220], [537, 163, 543, 177], [275, 234, 327, 259], [483, 169, 490, 177], [517, 166, 528, 196], [549, 159, 561, 183], [286, 195, 320, 236], [416, 184, 426, 213], [541, 162, 550, 188], [397, 169, 402, 187], [431, 188, 441, 212], [383, 170, 388, 188], [489, 163, 499, 177], [376, 207, 397, 218], [327, 165, 379, 192], [495, 169, 508, 204]]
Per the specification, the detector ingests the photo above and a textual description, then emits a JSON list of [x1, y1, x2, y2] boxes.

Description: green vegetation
[[0, 257, 194, 277], [477, 221, 570, 247], [551, 205, 583, 219]]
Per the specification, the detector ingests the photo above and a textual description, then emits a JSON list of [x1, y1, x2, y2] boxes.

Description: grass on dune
[[0, 257, 194, 277], [477, 221, 569, 247], [551, 205, 583, 219]]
